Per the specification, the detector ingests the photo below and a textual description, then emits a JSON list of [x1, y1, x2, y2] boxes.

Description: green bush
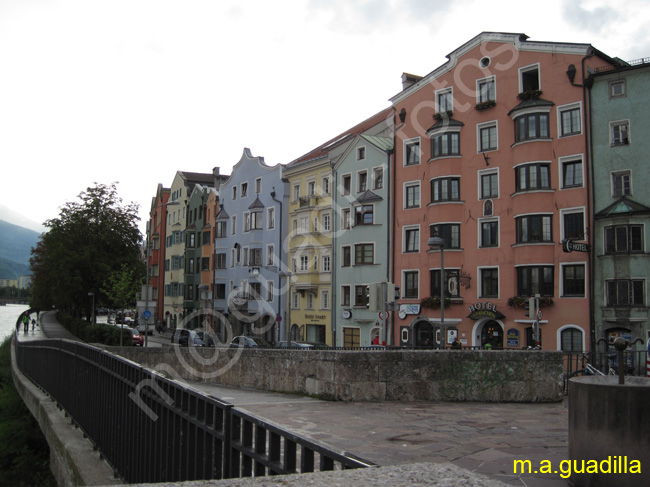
[[0, 338, 56, 486], [55, 312, 134, 346]]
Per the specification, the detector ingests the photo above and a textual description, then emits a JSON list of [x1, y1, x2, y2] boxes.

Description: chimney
[[401, 72, 423, 91], [213, 167, 221, 190]]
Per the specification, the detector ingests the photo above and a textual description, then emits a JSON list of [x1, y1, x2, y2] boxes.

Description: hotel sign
[[467, 302, 505, 320], [562, 239, 590, 253]]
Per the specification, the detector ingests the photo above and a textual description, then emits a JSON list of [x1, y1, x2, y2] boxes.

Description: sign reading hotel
[[467, 302, 505, 320]]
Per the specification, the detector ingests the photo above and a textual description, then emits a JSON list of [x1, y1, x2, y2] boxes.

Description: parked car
[[171, 329, 207, 347], [229, 336, 271, 348], [194, 330, 218, 347], [299, 341, 330, 349], [127, 328, 144, 347], [277, 341, 313, 349]]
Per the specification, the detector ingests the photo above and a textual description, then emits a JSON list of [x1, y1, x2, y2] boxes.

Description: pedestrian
[[31, 319, 36, 332], [451, 336, 462, 349], [22, 314, 29, 333]]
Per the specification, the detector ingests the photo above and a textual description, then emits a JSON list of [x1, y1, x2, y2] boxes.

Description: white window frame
[[476, 75, 496, 104], [322, 176, 330, 195], [266, 281, 274, 302], [255, 178, 262, 194], [478, 167, 499, 200], [322, 255, 331, 272], [357, 146, 366, 161], [404, 137, 421, 166], [322, 212, 331, 232], [610, 120, 630, 146], [243, 211, 250, 233], [299, 216, 309, 234], [518, 63, 541, 93], [560, 207, 586, 242], [478, 217, 500, 248], [321, 290, 330, 310], [611, 170, 632, 197], [404, 181, 421, 209], [266, 244, 275, 266], [560, 262, 587, 298], [299, 255, 309, 272], [232, 186, 237, 200], [307, 179, 316, 196], [341, 173, 351, 196], [231, 215, 237, 235], [373, 166, 384, 190], [435, 87, 453, 113], [342, 208, 351, 230], [402, 269, 420, 300], [292, 292, 300, 310], [307, 293, 315, 310], [267, 207, 275, 230], [293, 184, 301, 202], [559, 154, 584, 190], [557, 102, 582, 138], [477, 121, 498, 152], [609, 80, 626, 99], [402, 224, 420, 253], [240, 182, 248, 198], [478, 266, 500, 299], [357, 170, 368, 193]]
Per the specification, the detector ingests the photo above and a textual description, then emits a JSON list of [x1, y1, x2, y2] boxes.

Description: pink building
[[391, 32, 616, 351]]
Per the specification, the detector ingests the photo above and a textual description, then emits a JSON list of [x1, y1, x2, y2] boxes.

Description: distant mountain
[[0, 204, 47, 234], [0, 220, 41, 279]]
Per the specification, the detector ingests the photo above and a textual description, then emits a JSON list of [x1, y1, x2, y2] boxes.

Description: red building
[[147, 184, 171, 326], [390, 32, 617, 350]]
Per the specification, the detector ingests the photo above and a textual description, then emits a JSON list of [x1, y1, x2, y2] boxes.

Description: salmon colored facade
[[147, 184, 171, 326], [390, 33, 616, 350]]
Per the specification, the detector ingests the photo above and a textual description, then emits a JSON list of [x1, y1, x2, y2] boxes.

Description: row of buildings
[[143, 32, 650, 354]]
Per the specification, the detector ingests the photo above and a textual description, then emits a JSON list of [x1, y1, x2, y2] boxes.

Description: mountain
[[0, 204, 47, 234], [0, 220, 41, 279]]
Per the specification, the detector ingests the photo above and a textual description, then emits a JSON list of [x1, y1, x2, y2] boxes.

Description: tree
[[30, 183, 144, 317], [101, 264, 142, 315]]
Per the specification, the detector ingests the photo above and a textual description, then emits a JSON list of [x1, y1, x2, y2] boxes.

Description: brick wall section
[[112, 348, 564, 402]]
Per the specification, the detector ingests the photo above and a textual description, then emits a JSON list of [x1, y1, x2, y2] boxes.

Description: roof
[[360, 135, 394, 152], [287, 107, 392, 168], [354, 190, 383, 204], [507, 97, 555, 116], [427, 117, 465, 133], [595, 197, 650, 219]]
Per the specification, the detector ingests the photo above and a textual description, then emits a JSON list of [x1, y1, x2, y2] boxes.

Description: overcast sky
[[1, 0, 649, 235]]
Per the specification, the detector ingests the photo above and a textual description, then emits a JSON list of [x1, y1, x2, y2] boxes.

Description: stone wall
[[113, 347, 564, 403]]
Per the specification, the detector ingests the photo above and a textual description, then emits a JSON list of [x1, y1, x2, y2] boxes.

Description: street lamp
[[145, 200, 180, 346], [427, 236, 445, 349]]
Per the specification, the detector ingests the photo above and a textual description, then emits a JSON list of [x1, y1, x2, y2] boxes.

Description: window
[[308, 181, 316, 196], [341, 285, 351, 306], [266, 244, 275, 266], [299, 255, 309, 271], [354, 285, 368, 307], [322, 177, 330, 195], [480, 171, 498, 199], [267, 207, 275, 229], [214, 284, 226, 300], [519, 64, 540, 92], [299, 216, 309, 234], [293, 185, 301, 201], [562, 210, 585, 240], [250, 282, 262, 299], [405, 139, 421, 166], [242, 247, 249, 266], [314, 254, 318, 271], [478, 122, 497, 152], [477, 77, 495, 103], [241, 182, 248, 197], [249, 248, 262, 266], [430, 269, 460, 298], [561, 157, 583, 189], [355, 205, 374, 225], [561, 328, 583, 352], [358, 171, 368, 192], [515, 163, 550, 191], [562, 264, 585, 297], [431, 132, 460, 158], [354, 243, 374, 265], [404, 226, 420, 253], [609, 80, 625, 98], [431, 177, 460, 202], [292, 293, 300, 309], [313, 216, 319, 233], [373, 167, 384, 190], [342, 246, 351, 267], [307, 293, 314, 309], [243, 212, 251, 232], [322, 213, 330, 232], [215, 253, 227, 269], [514, 113, 550, 142], [251, 211, 263, 230], [605, 224, 644, 254], [342, 175, 351, 195], [357, 146, 366, 161], [517, 266, 554, 296], [436, 88, 452, 112], [405, 182, 420, 209], [516, 214, 552, 243], [202, 230, 211, 246], [403, 271, 419, 299], [188, 232, 196, 248], [255, 178, 262, 194], [343, 327, 360, 347], [342, 208, 351, 230], [612, 171, 631, 196], [429, 223, 460, 249], [187, 258, 195, 274], [480, 219, 499, 248], [559, 104, 581, 136], [322, 255, 330, 272], [610, 120, 630, 146], [232, 186, 237, 200], [480, 268, 499, 298], [321, 291, 330, 310], [231, 216, 236, 235], [266, 282, 274, 301], [606, 279, 645, 306]]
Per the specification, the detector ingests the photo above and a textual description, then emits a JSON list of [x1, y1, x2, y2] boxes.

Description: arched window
[[560, 327, 583, 352]]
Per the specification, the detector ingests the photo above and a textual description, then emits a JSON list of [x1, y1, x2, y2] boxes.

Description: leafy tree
[[101, 263, 142, 314], [29, 183, 144, 317]]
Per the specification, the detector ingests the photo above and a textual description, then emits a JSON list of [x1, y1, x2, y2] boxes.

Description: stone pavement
[[186, 381, 569, 487]]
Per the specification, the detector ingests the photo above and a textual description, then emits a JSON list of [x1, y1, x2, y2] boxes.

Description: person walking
[[22, 313, 29, 333]]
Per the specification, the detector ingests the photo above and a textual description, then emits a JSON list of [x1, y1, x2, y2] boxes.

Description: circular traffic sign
[[379, 311, 389, 320], [142, 310, 152, 320]]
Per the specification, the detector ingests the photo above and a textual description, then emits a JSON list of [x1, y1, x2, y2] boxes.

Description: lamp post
[[427, 236, 445, 349], [88, 292, 95, 325], [145, 200, 179, 346]]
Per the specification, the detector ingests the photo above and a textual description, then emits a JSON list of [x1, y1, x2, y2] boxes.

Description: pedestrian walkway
[[17, 313, 570, 486], [14, 310, 80, 343]]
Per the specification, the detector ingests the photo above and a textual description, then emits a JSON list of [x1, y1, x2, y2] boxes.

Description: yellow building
[[284, 154, 333, 345]]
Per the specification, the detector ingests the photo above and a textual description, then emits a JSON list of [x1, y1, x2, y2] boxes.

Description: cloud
[[562, 1, 619, 31]]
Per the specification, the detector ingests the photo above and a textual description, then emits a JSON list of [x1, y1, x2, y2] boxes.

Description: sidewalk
[[17, 313, 570, 486]]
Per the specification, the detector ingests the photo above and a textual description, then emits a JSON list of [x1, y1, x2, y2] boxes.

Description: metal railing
[[562, 350, 649, 394], [14, 339, 374, 483]]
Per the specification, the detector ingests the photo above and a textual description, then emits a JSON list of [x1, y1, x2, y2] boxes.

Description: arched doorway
[[413, 320, 436, 348], [480, 320, 503, 348]]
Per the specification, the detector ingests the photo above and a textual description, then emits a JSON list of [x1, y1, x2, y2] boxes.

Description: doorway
[[413, 320, 436, 348], [480, 320, 503, 348]]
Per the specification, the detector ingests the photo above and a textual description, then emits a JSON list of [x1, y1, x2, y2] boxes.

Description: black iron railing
[[562, 350, 649, 394], [14, 339, 374, 483]]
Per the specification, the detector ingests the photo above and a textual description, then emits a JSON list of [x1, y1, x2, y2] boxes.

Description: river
[[0, 304, 29, 341]]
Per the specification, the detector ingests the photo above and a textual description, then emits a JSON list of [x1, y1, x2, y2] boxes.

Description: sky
[[1, 0, 649, 235]]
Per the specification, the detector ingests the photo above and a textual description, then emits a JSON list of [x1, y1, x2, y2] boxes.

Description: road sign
[[142, 310, 152, 320], [537, 309, 543, 321], [379, 311, 389, 320]]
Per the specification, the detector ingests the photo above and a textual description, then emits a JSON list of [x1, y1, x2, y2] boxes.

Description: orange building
[[390, 32, 617, 350]]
